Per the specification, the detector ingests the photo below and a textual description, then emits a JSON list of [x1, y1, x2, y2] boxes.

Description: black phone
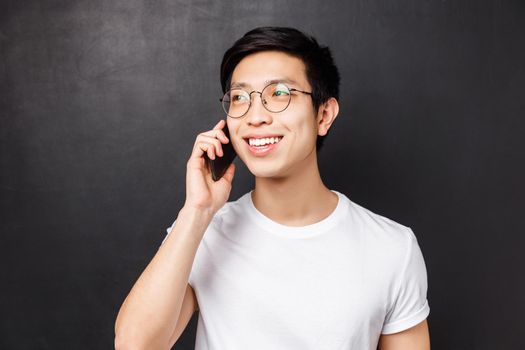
[[204, 123, 237, 181]]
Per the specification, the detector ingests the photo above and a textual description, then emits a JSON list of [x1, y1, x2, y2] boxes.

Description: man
[[115, 27, 430, 350]]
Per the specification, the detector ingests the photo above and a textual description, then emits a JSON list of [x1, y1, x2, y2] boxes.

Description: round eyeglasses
[[220, 82, 312, 119]]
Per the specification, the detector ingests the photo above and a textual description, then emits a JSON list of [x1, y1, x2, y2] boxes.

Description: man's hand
[[184, 119, 235, 215], [378, 319, 430, 350]]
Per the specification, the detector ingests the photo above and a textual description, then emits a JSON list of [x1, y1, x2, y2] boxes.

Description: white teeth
[[248, 137, 282, 146]]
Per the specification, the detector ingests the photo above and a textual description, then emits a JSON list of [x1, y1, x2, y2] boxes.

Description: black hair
[[220, 27, 340, 151]]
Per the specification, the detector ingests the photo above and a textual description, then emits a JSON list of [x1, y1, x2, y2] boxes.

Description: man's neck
[[251, 158, 338, 227]]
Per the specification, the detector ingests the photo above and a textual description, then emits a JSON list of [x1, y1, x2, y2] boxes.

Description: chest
[[193, 234, 389, 338]]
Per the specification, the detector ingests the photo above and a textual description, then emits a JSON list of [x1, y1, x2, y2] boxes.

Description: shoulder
[[337, 193, 420, 268], [212, 192, 250, 222], [339, 194, 427, 292], [203, 191, 253, 236], [342, 194, 415, 243], [163, 192, 251, 242]]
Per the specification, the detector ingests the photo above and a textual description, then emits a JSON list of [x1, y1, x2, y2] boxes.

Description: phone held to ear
[[204, 123, 237, 181]]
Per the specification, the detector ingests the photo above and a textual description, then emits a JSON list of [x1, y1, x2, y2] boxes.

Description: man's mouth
[[245, 136, 283, 147]]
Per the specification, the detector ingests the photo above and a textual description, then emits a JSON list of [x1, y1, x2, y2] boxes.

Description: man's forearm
[[114, 206, 213, 349]]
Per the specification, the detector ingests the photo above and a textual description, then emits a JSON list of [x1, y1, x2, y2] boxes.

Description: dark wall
[[1, 1, 524, 349]]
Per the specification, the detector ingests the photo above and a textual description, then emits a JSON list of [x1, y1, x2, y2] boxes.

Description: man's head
[[220, 27, 340, 180], [220, 27, 340, 151]]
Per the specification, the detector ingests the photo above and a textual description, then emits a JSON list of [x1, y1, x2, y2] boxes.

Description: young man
[[115, 27, 430, 350]]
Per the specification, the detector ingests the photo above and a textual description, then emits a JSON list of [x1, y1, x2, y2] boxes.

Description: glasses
[[220, 82, 312, 119]]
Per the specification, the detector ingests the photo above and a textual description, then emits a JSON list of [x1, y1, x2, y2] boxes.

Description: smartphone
[[204, 123, 237, 181]]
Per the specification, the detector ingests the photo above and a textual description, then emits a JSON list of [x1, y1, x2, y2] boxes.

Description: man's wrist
[[178, 205, 215, 226]]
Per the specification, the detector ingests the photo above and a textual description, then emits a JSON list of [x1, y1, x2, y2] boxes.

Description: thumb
[[220, 162, 236, 184]]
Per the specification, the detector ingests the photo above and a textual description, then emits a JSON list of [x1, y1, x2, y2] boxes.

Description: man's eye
[[272, 83, 290, 97], [231, 93, 248, 102], [273, 90, 289, 96]]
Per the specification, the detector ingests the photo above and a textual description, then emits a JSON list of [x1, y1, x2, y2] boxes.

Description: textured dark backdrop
[[1, 0, 524, 349]]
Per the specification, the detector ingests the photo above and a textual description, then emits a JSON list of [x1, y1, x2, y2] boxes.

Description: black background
[[1, 0, 524, 349]]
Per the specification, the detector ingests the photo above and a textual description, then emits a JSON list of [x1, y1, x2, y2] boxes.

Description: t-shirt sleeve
[[160, 219, 177, 246], [381, 227, 430, 334]]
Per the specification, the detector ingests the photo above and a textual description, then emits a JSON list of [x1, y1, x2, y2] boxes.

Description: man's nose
[[245, 92, 272, 126]]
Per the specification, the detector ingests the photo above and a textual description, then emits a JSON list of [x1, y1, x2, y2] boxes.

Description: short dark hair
[[220, 27, 340, 151]]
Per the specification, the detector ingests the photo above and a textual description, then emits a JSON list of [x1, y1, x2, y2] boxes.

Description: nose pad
[[245, 92, 272, 125], [247, 92, 265, 111], [250, 92, 265, 107]]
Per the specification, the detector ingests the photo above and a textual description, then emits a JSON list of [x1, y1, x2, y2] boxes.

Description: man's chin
[[248, 165, 291, 181]]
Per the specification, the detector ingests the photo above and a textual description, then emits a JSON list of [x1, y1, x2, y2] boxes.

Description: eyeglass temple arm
[[289, 88, 312, 95]]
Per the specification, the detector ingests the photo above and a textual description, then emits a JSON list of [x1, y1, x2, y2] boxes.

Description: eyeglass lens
[[222, 83, 292, 118]]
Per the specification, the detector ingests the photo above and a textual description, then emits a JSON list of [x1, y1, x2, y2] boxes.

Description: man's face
[[226, 50, 321, 179]]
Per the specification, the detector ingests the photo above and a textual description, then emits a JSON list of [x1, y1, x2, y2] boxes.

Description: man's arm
[[114, 207, 211, 350], [378, 319, 430, 350]]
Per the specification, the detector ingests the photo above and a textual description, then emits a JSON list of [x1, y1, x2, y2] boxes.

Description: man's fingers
[[198, 136, 223, 156], [190, 120, 229, 161], [203, 143, 216, 160], [192, 141, 216, 160], [198, 132, 228, 145], [209, 120, 229, 143], [212, 119, 225, 130]]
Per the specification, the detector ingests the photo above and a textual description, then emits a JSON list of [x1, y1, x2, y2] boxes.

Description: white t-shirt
[[163, 190, 430, 350]]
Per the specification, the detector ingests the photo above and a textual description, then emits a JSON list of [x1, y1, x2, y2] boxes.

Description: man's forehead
[[228, 51, 309, 89]]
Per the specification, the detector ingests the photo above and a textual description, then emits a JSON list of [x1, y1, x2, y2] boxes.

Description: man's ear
[[316, 97, 339, 136]]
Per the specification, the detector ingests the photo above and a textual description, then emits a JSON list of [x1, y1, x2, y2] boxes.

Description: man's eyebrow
[[230, 78, 300, 89]]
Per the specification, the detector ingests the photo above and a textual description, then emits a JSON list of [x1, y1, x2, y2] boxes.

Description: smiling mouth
[[243, 136, 283, 147]]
